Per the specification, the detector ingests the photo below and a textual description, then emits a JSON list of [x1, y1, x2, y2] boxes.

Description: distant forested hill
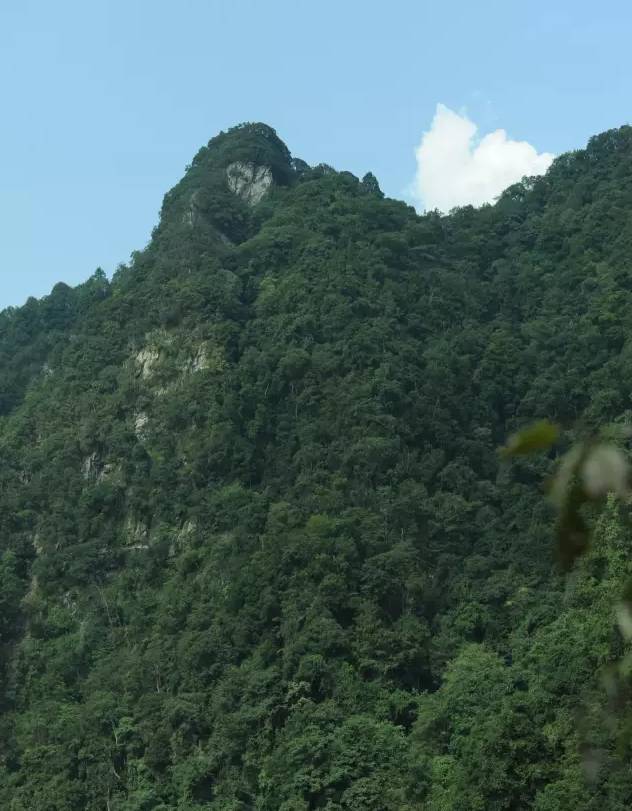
[[2, 122, 632, 809]]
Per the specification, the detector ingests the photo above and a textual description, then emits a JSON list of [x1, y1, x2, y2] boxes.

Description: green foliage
[[2, 122, 632, 807], [505, 421, 632, 568], [500, 419, 559, 457]]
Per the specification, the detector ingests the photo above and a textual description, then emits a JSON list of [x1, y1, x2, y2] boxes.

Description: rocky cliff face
[[226, 161, 273, 205]]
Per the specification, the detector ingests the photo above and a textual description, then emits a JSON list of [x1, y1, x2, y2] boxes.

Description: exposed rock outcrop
[[226, 161, 273, 205], [135, 346, 161, 380], [134, 411, 149, 438]]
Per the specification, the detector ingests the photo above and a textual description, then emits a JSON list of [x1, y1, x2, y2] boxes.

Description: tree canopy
[[2, 123, 632, 808]]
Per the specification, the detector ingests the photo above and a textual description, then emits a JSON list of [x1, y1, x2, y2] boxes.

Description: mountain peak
[[157, 122, 298, 239], [192, 121, 294, 185]]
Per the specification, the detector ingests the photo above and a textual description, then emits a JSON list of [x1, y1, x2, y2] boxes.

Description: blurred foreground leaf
[[502, 425, 631, 569], [500, 419, 559, 457]]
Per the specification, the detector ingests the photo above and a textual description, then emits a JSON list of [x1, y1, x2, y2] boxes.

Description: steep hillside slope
[[2, 123, 632, 809]]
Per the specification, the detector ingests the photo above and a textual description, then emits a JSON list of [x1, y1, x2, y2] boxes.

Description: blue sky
[[1, 0, 631, 308]]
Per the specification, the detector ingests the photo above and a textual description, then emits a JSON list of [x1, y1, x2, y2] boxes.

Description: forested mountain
[[2, 122, 632, 809]]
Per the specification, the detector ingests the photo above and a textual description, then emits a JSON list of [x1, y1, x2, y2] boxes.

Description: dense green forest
[[2, 122, 632, 809]]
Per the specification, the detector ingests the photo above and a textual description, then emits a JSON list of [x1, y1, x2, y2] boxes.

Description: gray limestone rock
[[226, 161, 273, 205]]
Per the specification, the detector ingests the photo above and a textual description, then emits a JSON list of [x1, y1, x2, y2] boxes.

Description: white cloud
[[411, 104, 555, 212]]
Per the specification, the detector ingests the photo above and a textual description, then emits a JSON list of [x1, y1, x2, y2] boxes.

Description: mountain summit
[[2, 125, 632, 808], [157, 122, 302, 247]]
